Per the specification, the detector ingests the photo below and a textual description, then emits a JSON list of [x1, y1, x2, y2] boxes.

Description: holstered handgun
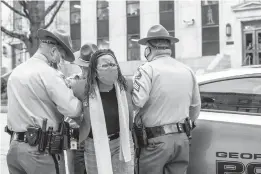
[[183, 117, 196, 143], [46, 127, 53, 152], [61, 121, 70, 150], [47, 119, 70, 154], [49, 131, 63, 154], [133, 114, 148, 148], [38, 119, 48, 152]]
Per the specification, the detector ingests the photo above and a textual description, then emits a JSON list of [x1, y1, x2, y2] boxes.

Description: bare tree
[[1, 0, 64, 56]]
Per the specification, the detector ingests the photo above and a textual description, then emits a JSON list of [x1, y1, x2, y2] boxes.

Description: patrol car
[[126, 65, 261, 174], [188, 66, 261, 174]]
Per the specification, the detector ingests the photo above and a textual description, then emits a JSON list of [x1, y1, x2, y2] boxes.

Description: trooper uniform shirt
[[132, 55, 201, 127], [7, 53, 82, 132]]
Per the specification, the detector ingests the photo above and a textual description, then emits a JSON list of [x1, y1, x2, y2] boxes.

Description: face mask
[[144, 47, 151, 60], [97, 67, 118, 85]]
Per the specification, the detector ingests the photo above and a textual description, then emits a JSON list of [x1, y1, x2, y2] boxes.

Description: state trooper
[[6, 28, 83, 174], [132, 24, 201, 174], [66, 43, 98, 174]]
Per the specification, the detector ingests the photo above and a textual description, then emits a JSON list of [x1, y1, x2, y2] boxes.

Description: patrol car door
[[187, 75, 261, 174]]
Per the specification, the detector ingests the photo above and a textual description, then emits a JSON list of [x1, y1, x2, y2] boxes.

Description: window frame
[[97, 0, 109, 21], [97, 37, 110, 49], [126, 1, 140, 17], [199, 73, 261, 116], [70, 1, 81, 51], [126, 1, 140, 61], [159, 1, 175, 57], [97, 1, 109, 48], [159, 0, 175, 13], [201, 1, 220, 56], [13, 1, 23, 31], [127, 34, 140, 61]]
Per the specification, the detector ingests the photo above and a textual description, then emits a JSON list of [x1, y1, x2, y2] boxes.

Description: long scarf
[[89, 82, 132, 174]]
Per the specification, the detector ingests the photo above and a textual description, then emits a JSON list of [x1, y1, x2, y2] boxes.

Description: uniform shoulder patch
[[133, 80, 141, 92]]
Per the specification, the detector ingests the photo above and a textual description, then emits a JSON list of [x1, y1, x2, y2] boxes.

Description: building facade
[[68, 0, 261, 75], [2, 0, 261, 76]]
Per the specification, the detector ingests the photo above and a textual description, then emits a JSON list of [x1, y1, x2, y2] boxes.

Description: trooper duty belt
[[12, 132, 27, 142], [145, 123, 186, 139]]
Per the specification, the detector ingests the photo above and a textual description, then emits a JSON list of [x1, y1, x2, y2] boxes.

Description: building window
[[97, 37, 109, 49], [13, 2, 23, 31], [70, 1, 81, 51], [201, 0, 220, 56], [159, 1, 175, 57], [127, 35, 140, 61], [127, 1, 140, 61], [97, 1, 109, 49]]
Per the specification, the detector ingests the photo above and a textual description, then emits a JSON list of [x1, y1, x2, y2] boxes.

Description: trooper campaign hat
[[73, 43, 98, 67], [37, 28, 75, 62], [138, 24, 179, 45]]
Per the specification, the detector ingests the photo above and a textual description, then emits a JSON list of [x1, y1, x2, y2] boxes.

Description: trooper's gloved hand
[[71, 79, 86, 101]]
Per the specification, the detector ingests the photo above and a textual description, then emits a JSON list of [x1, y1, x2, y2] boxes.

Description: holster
[[183, 117, 196, 142], [133, 114, 148, 148], [26, 126, 41, 146], [48, 132, 63, 154], [47, 119, 71, 154], [59, 121, 70, 150]]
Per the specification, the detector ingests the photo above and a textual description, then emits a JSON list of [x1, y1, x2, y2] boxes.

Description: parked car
[[188, 66, 261, 174], [126, 66, 261, 174]]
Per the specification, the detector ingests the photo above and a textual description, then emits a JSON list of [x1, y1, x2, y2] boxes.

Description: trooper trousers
[[139, 133, 190, 174], [84, 133, 135, 174], [7, 140, 65, 174]]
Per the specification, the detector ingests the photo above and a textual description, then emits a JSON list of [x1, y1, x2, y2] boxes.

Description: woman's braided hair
[[84, 49, 128, 101]]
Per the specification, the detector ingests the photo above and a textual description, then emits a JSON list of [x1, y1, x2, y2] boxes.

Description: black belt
[[12, 132, 27, 142], [88, 132, 120, 141], [146, 123, 185, 139]]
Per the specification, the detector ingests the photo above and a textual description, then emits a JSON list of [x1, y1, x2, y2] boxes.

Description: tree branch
[[1, 0, 27, 18], [43, 1, 64, 29], [1, 26, 29, 42], [19, 1, 32, 22], [43, 1, 58, 19]]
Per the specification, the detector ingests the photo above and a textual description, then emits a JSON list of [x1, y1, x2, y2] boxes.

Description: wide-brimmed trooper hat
[[138, 24, 179, 45], [37, 28, 75, 62], [73, 43, 98, 67]]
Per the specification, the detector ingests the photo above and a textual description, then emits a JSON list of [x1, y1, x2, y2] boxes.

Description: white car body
[[188, 66, 261, 174]]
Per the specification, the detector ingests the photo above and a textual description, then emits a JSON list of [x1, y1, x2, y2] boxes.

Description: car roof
[[196, 66, 261, 84]]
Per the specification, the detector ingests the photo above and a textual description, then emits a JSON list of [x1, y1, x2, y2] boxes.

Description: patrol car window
[[200, 77, 261, 114]]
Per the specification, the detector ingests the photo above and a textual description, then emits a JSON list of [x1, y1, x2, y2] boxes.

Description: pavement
[[0, 113, 9, 174]]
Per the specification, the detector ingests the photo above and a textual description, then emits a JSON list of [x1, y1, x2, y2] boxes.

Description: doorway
[[242, 20, 261, 66]]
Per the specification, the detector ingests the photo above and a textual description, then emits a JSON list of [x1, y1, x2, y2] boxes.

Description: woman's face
[[96, 54, 118, 85]]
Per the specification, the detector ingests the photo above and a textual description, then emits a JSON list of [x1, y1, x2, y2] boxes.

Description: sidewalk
[[0, 113, 9, 174]]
